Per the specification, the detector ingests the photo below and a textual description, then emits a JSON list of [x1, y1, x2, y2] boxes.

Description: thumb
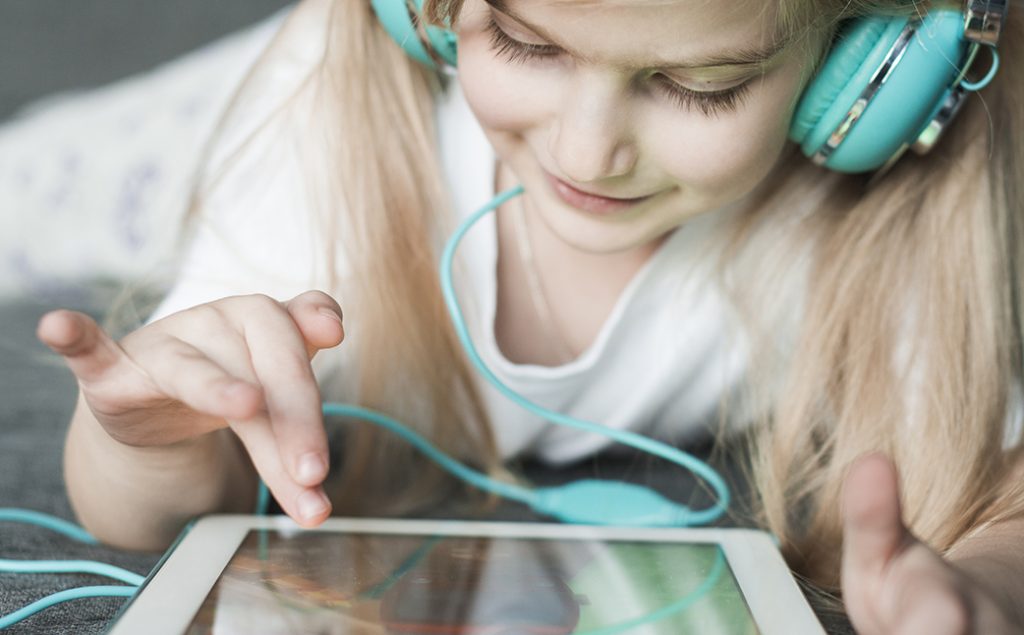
[[37, 310, 127, 385], [842, 453, 912, 577], [283, 290, 345, 359]]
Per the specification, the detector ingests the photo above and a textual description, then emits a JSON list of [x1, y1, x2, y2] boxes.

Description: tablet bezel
[[108, 515, 826, 635]]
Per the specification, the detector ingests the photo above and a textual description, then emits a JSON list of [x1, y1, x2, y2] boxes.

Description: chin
[[538, 209, 672, 256]]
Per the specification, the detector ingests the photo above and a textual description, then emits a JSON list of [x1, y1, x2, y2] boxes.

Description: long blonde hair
[[191, 0, 1024, 593]]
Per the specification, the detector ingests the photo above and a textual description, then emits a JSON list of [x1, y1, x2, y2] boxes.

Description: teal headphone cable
[[0, 508, 98, 544], [0, 587, 137, 631], [0, 508, 144, 630]]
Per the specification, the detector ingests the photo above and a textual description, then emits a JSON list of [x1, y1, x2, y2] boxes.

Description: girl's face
[[455, 0, 824, 254]]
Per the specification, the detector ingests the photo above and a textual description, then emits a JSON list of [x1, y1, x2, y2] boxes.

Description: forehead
[[478, 0, 783, 69]]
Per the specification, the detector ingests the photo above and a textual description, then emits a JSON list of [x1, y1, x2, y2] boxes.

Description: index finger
[[228, 414, 333, 527], [237, 296, 331, 489]]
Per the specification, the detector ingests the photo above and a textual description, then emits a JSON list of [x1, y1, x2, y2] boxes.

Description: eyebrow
[[482, 0, 787, 71]]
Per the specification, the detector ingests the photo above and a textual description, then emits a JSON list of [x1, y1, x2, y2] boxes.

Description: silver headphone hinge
[[963, 0, 1007, 45], [911, 84, 970, 155]]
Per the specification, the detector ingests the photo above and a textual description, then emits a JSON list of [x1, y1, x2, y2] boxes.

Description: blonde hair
[[713, 2, 1024, 591], [189, 0, 1024, 594]]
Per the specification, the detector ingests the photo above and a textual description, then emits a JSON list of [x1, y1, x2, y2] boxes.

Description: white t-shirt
[[148, 5, 753, 464]]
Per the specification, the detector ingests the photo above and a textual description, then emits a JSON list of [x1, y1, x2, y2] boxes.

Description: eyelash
[[483, 18, 751, 117]]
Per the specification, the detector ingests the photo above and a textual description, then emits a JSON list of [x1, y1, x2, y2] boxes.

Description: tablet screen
[[183, 529, 759, 634]]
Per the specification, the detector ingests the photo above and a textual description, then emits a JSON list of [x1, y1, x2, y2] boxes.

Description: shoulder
[[201, 0, 332, 172], [154, 0, 432, 320]]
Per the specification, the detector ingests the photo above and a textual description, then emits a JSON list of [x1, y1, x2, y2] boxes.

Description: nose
[[547, 72, 637, 184]]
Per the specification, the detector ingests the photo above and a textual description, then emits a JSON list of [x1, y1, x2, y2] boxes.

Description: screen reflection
[[185, 530, 758, 634]]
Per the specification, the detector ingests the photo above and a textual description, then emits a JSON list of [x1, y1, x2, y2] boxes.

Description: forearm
[[63, 392, 258, 551]]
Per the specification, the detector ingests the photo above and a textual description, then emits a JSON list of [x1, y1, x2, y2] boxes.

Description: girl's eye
[[484, 16, 752, 117], [650, 75, 752, 117], [484, 17, 559, 65]]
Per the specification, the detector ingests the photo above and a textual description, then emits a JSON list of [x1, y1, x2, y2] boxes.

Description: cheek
[[653, 114, 786, 193], [456, 36, 546, 135], [651, 74, 802, 197]]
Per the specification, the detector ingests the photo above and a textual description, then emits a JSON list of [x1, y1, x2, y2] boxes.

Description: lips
[[544, 172, 655, 215]]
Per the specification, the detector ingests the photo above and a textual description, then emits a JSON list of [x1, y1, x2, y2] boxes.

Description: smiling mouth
[[544, 172, 657, 215]]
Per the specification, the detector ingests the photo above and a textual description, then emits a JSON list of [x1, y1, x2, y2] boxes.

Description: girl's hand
[[37, 290, 345, 528], [840, 453, 1018, 634]]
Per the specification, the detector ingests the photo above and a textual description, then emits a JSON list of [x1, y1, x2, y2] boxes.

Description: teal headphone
[[370, 0, 1005, 174]]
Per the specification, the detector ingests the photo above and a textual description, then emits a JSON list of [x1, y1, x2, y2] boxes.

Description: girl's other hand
[[37, 290, 345, 528], [839, 453, 1018, 634]]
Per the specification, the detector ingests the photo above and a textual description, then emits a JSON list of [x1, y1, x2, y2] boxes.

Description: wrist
[[64, 394, 253, 550]]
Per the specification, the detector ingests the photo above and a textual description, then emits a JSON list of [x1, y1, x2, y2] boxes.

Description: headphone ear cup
[[371, 0, 458, 69], [791, 11, 970, 173], [789, 17, 893, 146]]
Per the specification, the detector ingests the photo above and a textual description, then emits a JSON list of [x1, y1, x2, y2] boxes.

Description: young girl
[[36, 0, 1024, 631]]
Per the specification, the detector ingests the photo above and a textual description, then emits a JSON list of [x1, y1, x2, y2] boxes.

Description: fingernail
[[297, 452, 326, 484], [318, 307, 342, 324], [298, 489, 330, 520]]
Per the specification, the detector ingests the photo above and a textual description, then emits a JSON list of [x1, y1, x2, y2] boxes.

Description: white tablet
[[108, 515, 826, 635]]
